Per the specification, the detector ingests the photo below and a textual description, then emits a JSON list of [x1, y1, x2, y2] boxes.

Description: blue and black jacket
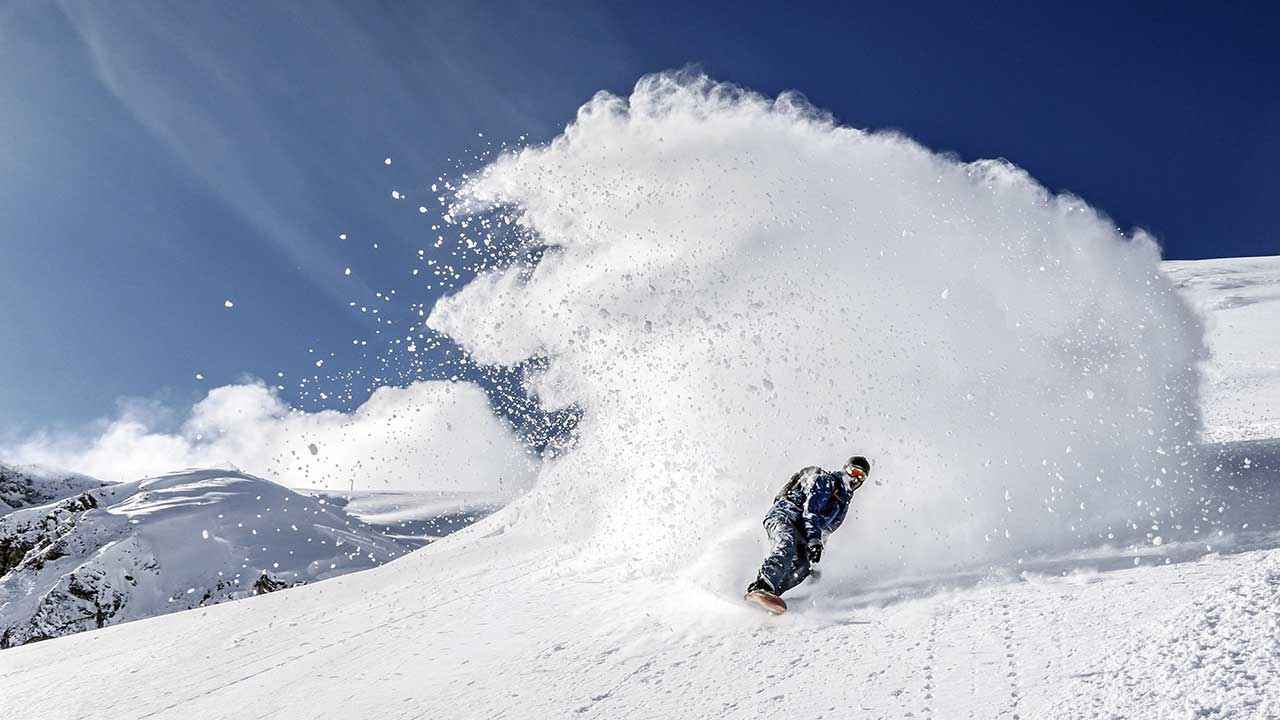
[[771, 466, 854, 545]]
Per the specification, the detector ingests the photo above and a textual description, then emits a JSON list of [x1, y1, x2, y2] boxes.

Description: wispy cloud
[[55, 1, 373, 303]]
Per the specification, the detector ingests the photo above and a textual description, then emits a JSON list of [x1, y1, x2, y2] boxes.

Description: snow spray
[[430, 72, 1206, 586]]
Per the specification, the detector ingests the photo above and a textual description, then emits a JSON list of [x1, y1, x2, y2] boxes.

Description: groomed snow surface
[[2, 74, 1278, 718]]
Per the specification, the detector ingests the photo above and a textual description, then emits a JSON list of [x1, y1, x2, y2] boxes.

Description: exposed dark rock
[[252, 572, 294, 595], [0, 492, 103, 576]]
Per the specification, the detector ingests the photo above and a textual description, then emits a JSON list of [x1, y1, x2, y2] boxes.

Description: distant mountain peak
[[0, 462, 106, 517], [0, 468, 413, 648]]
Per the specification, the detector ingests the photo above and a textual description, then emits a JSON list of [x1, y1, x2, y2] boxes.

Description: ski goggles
[[846, 467, 867, 480]]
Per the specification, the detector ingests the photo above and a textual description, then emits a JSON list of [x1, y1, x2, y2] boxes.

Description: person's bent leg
[[787, 532, 812, 590], [757, 515, 806, 595]]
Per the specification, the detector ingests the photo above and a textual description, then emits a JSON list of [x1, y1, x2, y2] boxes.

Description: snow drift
[[430, 72, 1207, 587]]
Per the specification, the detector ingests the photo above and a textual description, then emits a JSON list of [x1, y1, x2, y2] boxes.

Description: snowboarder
[[744, 455, 872, 614]]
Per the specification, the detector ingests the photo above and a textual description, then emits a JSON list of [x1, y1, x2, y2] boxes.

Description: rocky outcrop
[[2, 552, 135, 648], [0, 492, 100, 576], [252, 572, 295, 595]]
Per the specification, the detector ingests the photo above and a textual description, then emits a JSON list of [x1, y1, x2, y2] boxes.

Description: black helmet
[[843, 455, 871, 477]]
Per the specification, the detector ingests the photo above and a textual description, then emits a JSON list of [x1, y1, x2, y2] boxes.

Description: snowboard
[[744, 590, 787, 615]]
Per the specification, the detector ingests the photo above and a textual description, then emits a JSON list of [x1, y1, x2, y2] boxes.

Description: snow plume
[[430, 72, 1206, 585], [5, 381, 535, 494]]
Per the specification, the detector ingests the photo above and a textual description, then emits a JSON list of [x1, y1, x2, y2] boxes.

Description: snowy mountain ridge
[[0, 462, 105, 516], [0, 469, 414, 648]]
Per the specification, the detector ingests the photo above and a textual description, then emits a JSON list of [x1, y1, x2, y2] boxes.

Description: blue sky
[[1, 0, 1276, 436]]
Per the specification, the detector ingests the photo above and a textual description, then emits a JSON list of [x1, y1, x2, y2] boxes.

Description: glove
[[807, 542, 823, 564]]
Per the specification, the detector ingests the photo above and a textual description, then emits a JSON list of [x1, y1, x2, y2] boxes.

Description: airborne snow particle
[[201, 530, 209, 540], [315, 360, 324, 368], [384, 157, 392, 165], [419, 206, 428, 214], [392, 190, 402, 200], [339, 233, 347, 240], [224, 300, 234, 308], [195, 373, 204, 380], [344, 268, 352, 276]]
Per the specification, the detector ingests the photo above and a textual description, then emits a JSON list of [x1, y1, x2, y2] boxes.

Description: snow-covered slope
[[1165, 256, 1280, 443], [0, 469, 413, 648], [0, 467, 1276, 719], [0, 462, 105, 516]]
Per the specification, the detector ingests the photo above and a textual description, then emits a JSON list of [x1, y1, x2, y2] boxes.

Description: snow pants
[[756, 502, 811, 596]]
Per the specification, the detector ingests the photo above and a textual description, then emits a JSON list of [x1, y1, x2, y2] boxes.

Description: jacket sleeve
[[802, 472, 837, 545]]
